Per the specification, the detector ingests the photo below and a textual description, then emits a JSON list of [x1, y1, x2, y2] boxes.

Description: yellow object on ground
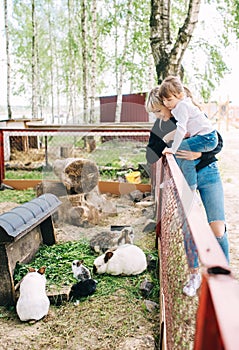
[[125, 171, 141, 184]]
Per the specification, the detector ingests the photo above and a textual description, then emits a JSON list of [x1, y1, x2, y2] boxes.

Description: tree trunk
[[47, 0, 55, 123], [115, 0, 131, 123], [81, 0, 89, 122], [31, 0, 38, 118], [89, 0, 97, 123], [150, 0, 201, 83], [53, 158, 99, 193], [67, 0, 74, 121], [4, 0, 12, 120]]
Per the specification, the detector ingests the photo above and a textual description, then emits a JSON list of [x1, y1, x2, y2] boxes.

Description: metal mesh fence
[[156, 157, 200, 350], [2, 129, 150, 182]]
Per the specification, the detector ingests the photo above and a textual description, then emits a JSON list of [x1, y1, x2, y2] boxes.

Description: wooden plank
[[98, 181, 151, 194], [0, 245, 16, 305], [3, 179, 41, 190], [3, 179, 151, 194]]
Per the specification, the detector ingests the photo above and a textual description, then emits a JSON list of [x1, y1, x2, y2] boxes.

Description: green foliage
[[4, 0, 238, 113], [0, 188, 35, 203], [8, 0, 152, 112]]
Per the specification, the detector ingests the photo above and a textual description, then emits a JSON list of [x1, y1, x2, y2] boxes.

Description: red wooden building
[[99, 92, 148, 123]]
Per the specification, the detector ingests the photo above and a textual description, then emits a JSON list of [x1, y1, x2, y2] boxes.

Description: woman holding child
[[145, 77, 229, 297]]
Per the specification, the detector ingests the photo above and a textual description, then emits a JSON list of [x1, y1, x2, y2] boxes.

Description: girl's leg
[[182, 131, 218, 153]]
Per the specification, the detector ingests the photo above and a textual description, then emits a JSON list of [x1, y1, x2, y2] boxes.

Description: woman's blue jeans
[[183, 161, 229, 268]]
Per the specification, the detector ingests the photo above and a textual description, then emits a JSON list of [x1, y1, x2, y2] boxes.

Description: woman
[[146, 87, 229, 297]]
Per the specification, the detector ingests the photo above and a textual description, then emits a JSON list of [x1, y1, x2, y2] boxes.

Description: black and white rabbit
[[93, 244, 147, 276], [16, 266, 50, 322], [72, 259, 91, 281], [70, 260, 97, 299], [89, 226, 134, 254]]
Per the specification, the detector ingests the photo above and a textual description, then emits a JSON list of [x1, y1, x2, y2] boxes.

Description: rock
[[129, 189, 144, 202], [140, 279, 154, 298], [144, 299, 159, 313], [135, 201, 154, 208], [117, 335, 155, 349], [142, 219, 156, 232]]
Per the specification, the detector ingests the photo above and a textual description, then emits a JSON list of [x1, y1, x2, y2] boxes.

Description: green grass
[[5, 170, 43, 180], [0, 188, 36, 203], [14, 239, 159, 303], [88, 140, 146, 168]]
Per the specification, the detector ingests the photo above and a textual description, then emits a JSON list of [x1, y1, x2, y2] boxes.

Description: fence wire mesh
[[156, 158, 199, 350], [2, 129, 150, 181], [1, 127, 152, 227]]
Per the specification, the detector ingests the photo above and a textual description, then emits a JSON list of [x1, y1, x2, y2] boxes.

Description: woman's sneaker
[[183, 273, 201, 297]]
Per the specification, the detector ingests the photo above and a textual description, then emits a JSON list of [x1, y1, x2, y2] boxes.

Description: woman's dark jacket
[[146, 117, 223, 171]]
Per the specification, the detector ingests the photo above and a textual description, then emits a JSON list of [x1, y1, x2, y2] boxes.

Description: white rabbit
[[93, 244, 147, 276], [16, 267, 50, 322]]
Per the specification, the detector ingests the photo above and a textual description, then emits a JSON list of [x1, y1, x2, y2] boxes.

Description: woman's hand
[[176, 150, 202, 160]]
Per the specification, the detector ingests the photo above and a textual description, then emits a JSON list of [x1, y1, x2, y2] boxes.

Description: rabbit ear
[[37, 266, 46, 275], [28, 267, 36, 272], [79, 259, 84, 265], [104, 251, 114, 263]]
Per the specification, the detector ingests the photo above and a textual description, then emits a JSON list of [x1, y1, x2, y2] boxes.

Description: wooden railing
[[154, 154, 239, 350]]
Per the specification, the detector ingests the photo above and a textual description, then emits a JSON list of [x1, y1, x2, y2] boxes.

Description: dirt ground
[[0, 192, 159, 350], [218, 127, 239, 279], [0, 125, 238, 350]]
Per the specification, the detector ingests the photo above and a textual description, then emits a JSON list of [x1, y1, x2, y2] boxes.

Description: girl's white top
[[170, 97, 215, 153]]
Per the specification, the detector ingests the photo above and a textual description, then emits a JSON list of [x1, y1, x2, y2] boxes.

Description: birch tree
[[31, 0, 38, 118], [67, 0, 75, 121], [114, 0, 131, 123], [4, 0, 12, 119], [150, 0, 202, 83], [89, 0, 97, 123], [81, 0, 89, 122], [46, 0, 55, 122]]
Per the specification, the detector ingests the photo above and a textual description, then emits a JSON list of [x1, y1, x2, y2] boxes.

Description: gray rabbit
[[89, 226, 134, 254]]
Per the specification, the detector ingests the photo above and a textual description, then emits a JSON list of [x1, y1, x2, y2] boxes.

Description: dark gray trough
[[0, 193, 62, 306]]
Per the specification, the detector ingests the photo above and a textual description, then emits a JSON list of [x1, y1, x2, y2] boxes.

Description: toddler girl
[[159, 75, 218, 189]]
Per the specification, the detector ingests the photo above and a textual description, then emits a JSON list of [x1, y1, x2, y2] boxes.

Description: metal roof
[[0, 193, 61, 243]]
